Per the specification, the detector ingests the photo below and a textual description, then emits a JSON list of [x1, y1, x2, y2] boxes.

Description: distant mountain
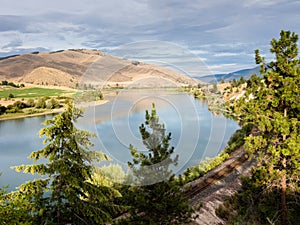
[[0, 49, 199, 88], [195, 66, 261, 83]]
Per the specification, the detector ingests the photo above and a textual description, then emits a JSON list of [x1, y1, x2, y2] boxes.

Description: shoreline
[[0, 108, 65, 121], [0, 100, 109, 121]]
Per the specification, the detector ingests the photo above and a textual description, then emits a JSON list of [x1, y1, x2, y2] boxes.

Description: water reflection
[[0, 90, 239, 190]]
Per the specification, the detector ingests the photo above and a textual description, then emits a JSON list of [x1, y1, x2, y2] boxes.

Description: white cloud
[[208, 63, 254, 74], [214, 52, 240, 57], [0, 0, 300, 72]]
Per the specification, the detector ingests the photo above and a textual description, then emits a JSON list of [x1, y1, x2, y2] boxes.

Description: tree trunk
[[281, 108, 287, 225], [281, 157, 287, 225]]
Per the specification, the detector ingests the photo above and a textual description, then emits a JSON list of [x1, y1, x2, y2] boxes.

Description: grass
[[0, 87, 73, 99]]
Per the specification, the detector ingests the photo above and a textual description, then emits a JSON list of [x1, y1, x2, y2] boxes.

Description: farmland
[[0, 87, 73, 99]]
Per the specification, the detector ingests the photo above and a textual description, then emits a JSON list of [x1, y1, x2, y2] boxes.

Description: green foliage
[[217, 176, 300, 224], [228, 76, 247, 89], [46, 98, 60, 109], [90, 164, 126, 188], [179, 123, 252, 184], [26, 98, 35, 107], [11, 103, 121, 224], [120, 104, 194, 224], [182, 151, 229, 184], [223, 124, 253, 154], [0, 105, 6, 115], [5, 101, 28, 113], [0, 172, 33, 224], [0, 87, 71, 99], [1, 80, 21, 88], [8, 93, 14, 98], [1, 80, 8, 85], [75, 90, 104, 103], [231, 30, 300, 224], [35, 97, 46, 109], [211, 82, 218, 93]]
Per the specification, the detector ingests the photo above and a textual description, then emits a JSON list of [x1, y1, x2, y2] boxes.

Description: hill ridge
[[0, 49, 199, 88]]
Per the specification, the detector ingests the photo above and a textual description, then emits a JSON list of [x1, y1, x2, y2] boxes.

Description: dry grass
[[0, 49, 200, 89]]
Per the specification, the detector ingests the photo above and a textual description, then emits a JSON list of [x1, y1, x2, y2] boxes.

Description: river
[[0, 89, 239, 191]]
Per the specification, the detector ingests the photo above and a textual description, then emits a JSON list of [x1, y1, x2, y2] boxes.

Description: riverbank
[[0, 108, 64, 121], [0, 100, 109, 121]]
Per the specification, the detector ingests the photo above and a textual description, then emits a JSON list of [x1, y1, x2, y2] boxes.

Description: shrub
[[12, 101, 27, 110], [35, 98, 46, 109], [26, 99, 35, 107], [8, 93, 14, 98], [46, 98, 60, 109], [0, 105, 6, 115]]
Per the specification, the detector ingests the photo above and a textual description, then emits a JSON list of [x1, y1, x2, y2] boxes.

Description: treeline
[[0, 97, 64, 115], [1, 80, 25, 88]]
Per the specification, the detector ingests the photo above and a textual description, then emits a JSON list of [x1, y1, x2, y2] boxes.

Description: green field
[[0, 87, 73, 98]]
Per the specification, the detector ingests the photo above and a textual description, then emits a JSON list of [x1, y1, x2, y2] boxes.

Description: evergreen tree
[[234, 30, 300, 225], [12, 103, 121, 224], [120, 104, 194, 225]]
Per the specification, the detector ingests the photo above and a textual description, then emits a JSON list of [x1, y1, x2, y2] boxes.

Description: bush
[[182, 152, 229, 183], [8, 93, 14, 98], [0, 105, 6, 115], [26, 99, 35, 107], [216, 176, 300, 224], [224, 124, 253, 154], [6, 107, 20, 113], [46, 98, 60, 109], [35, 98, 46, 109], [12, 101, 27, 110], [1, 80, 8, 85]]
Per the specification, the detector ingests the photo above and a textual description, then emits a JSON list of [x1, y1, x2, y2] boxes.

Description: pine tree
[[234, 30, 300, 225], [120, 104, 194, 225], [12, 103, 121, 224]]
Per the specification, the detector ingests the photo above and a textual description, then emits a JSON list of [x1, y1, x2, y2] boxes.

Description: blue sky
[[1, 0, 300, 74]]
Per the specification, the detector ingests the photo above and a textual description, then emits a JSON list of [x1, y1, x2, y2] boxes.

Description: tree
[[46, 98, 60, 109], [221, 77, 225, 84], [120, 104, 194, 224], [8, 93, 14, 98], [35, 97, 46, 109], [233, 30, 300, 225], [1, 80, 8, 85], [0, 172, 33, 224], [211, 82, 218, 93], [26, 98, 35, 107], [12, 103, 121, 224], [0, 105, 6, 115]]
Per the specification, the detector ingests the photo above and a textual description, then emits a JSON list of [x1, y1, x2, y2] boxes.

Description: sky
[[1, 0, 300, 75]]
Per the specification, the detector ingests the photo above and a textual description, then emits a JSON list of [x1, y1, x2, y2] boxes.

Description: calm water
[[0, 90, 239, 191]]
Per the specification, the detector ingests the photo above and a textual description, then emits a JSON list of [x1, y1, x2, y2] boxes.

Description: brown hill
[[0, 49, 199, 88]]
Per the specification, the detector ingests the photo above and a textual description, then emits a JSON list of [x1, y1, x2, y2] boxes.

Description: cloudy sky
[[1, 0, 300, 74]]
